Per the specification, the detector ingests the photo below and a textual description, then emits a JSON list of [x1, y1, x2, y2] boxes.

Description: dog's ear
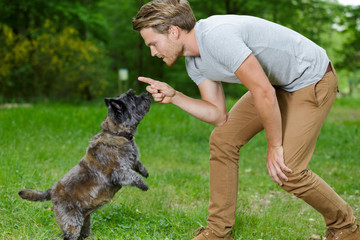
[[126, 89, 135, 95], [105, 98, 125, 112], [111, 101, 123, 111], [110, 100, 129, 123], [108, 100, 124, 112], [104, 98, 111, 107]]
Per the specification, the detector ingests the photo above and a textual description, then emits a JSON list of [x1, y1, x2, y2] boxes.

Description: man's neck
[[181, 28, 200, 57]]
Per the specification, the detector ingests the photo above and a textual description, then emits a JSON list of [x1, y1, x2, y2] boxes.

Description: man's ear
[[168, 25, 180, 40]]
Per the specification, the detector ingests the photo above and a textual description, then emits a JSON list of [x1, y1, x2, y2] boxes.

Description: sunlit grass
[[0, 97, 359, 239]]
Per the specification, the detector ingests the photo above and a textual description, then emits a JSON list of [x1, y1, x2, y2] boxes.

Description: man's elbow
[[253, 86, 276, 105], [214, 113, 228, 127]]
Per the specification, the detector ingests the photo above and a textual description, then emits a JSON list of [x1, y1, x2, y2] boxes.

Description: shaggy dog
[[18, 89, 151, 240]]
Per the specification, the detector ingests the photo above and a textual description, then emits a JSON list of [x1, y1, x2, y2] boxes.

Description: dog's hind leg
[[79, 215, 91, 239], [53, 204, 84, 240], [134, 160, 149, 178], [62, 224, 82, 240]]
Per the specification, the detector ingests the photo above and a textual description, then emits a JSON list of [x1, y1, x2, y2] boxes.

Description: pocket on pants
[[313, 72, 337, 107], [313, 78, 329, 107]]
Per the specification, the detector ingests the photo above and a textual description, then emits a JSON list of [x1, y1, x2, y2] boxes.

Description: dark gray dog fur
[[18, 89, 151, 240]]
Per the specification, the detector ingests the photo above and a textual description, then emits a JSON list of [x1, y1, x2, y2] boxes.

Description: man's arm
[[138, 77, 227, 127], [234, 54, 292, 185]]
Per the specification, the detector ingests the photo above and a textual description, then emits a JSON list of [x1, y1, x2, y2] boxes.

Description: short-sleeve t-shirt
[[185, 15, 330, 92]]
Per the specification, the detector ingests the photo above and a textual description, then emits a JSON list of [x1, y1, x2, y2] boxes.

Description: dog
[[18, 89, 151, 240]]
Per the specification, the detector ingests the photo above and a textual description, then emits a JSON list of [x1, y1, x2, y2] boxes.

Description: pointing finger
[[138, 76, 158, 85]]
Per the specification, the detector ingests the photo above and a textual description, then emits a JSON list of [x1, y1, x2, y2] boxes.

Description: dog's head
[[102, 89, 151, 134]]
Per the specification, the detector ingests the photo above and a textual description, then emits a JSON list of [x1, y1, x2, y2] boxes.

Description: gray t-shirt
[[185, 15, 330, 92]]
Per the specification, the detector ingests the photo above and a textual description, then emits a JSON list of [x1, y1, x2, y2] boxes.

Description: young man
[[133, 0, 359, 239]]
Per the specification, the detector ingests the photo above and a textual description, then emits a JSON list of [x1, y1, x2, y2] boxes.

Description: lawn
[[0, 97, 359, 240]]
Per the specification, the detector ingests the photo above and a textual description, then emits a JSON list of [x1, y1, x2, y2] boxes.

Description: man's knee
[[209, 127, 240, 161], [209, 127, 224, 147], [209, 126, 247, 150], [281, 169, 318, 196]]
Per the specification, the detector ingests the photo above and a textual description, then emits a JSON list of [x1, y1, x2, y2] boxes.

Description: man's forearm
[[252, 88, 282, 148], [171, 91, 227, 126]]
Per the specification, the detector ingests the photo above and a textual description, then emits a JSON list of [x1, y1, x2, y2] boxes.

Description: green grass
[[0, 97, 359, 239]]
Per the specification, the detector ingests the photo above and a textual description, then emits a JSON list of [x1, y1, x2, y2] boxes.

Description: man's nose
[[150, 46, 158, 57]]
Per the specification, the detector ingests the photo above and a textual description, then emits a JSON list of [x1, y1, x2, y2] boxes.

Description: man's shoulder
[[197, 15, 262, 28], [196, 15, 264, 39]]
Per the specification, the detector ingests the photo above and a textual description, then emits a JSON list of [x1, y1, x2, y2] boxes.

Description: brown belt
[[326, 62, 332, 73]]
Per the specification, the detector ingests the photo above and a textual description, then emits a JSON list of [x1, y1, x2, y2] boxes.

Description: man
[[132, 0, 360, 239]]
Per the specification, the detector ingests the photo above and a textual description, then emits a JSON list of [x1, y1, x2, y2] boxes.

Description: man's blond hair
[[132, 0, 196, 34]]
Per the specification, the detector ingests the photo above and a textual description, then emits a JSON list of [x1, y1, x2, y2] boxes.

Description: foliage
[[330, 5, 360, 97], [340, 5, 360, 71], [0, 21, 112, 101], [0, 0, 108, 41], [0, 0, 360, 101], [0, 98, 359, 239]]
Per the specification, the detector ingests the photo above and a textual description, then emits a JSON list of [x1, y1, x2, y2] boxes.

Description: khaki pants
[[207, 66, 357, 236]]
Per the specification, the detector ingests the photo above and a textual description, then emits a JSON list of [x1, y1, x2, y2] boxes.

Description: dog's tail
[[18, 189, 51, 202]]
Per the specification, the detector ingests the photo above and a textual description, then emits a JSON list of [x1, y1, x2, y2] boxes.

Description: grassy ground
[[0, 97, 359, 240]]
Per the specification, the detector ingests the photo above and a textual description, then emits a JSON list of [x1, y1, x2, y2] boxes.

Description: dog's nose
[[140, 92, 151, 100]]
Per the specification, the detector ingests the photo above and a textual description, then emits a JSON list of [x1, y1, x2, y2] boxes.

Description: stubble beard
[[165, 44, 184, 67]]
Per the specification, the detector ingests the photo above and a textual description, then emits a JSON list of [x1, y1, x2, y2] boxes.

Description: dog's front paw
[[141, 169, 149, 178], [138, 182, 148, 191], [134, 163, 149, 178]]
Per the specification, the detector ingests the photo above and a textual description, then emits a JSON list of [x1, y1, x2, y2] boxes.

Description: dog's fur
[[18, 89, 151, 240]]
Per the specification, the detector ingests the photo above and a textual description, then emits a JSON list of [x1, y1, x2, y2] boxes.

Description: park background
[[0, 0, 359, 239], [1, 0, 360, 101]]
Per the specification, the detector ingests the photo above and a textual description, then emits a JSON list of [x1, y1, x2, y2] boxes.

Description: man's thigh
[[276, 71, 338, 172], [213, 91, 263, 149]]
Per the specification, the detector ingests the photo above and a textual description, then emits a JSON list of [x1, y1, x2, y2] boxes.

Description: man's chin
[[164, 57, 179, 67], [165, 62, 175, 67]]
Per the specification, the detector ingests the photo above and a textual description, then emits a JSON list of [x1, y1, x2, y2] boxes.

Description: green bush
[[0, 20, 112, 102]]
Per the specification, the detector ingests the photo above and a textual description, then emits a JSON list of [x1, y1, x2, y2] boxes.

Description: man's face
[[140, 27, 183, 66]]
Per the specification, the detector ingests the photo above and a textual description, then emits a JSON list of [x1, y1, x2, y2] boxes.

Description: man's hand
[[266, 145, 292, 186], [138, 77, 176, 104]]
